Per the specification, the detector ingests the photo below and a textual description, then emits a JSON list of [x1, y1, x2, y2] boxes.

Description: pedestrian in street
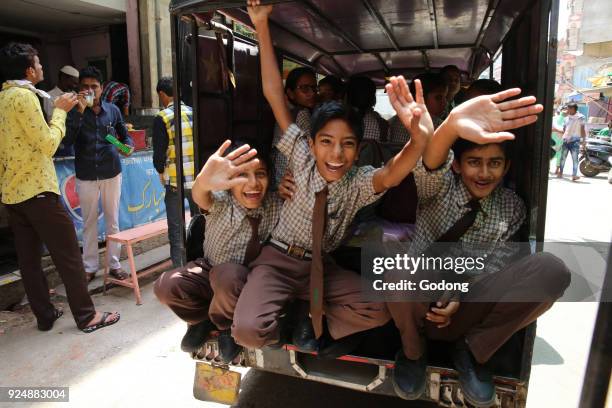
[[551, 106, 567, 176], [152, 76, 199, 268], [64, 66, 134, 282], [101, 80, 131, 119], [0, 42, 119, 333], [43, 65, 80, 157], [559, 103, 586, 181], [597, 120, 611, 139], [43, 65, 79, 119]]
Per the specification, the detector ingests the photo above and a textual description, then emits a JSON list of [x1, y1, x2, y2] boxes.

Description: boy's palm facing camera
[[448, 88, 543, 144], [196, 140, 260, 191], [386, 76, 434, 144]]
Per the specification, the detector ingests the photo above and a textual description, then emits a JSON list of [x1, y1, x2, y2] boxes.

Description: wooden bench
[[103, 216, 190, 305]]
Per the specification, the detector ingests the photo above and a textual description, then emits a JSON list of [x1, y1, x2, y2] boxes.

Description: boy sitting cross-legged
[[154, 140, 282, 363], [387, 90, 571, 406]]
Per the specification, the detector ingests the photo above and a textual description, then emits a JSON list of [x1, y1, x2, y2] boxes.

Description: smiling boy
[[387, 94, 571, 406], [155, 140, 282, 363], [233, 3, 438, 354]]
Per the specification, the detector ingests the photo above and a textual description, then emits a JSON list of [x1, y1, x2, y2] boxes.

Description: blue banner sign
[[55, 151, 166, 242]]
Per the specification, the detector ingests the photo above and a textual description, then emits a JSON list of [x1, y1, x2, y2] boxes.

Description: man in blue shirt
[[64, 66, 133, 282]]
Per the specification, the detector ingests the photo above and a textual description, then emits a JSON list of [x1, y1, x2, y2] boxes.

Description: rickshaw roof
[[169, 0, 533, 79]]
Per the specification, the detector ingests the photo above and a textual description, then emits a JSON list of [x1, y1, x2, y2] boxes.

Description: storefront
[[0, 0, 174, 279]]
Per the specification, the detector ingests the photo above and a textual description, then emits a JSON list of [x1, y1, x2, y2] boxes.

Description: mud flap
[[193, 361, 241, 404]]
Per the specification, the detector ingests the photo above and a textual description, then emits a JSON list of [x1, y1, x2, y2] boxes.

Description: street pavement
[[0, 159, 610, 408]]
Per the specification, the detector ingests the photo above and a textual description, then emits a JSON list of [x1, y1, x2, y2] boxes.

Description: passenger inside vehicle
[[231, 1, 438, 360], [387, 88, 571, 406], [440, 64, 462, 116], [388, 72, 448, 143], [463, 78, 503, 101], [154, 140, 283, 364], [346, 76, 388, 142], [271, 66, 316, 186], [318, 75, 344, 103]]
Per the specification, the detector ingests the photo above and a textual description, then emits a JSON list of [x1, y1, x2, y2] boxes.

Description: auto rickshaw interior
[[169, 0, 558, 384]]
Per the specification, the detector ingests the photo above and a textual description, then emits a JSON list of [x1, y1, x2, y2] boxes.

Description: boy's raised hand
[[247, 1, 273, 26], [447, 88, 543, 144], [195, 140, 260, 191], [386, 76, 434, 145]]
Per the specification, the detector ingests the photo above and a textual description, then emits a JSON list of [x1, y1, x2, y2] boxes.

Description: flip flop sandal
[[109, 270, 129, 280], [86, 272, 96, 283], [82, 312, 120, 333], [38, 308, 64, 331]]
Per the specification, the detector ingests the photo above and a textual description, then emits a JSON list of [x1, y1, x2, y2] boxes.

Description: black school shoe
[[181, 320, 215, 353], [37, 308, 63, 331], [392, 350, 427, 400], [265, 312, 292, 350], [452, 338, 496, 407], [292, 317, 319, 353], [317, 331, 365, 359], [218, 329, 243, 364]]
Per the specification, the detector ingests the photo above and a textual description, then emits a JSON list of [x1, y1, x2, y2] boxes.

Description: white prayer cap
[[59, 65, 79, 78]]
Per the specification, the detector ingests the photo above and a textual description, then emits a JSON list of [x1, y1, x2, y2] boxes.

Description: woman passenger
[[271, 67, 317, 186]]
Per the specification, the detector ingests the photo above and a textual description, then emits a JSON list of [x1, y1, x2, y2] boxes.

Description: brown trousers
[[153, 258, 249, 328], [6, 193, 96, 329], [388, 252, 571, 364], [231, 245, 390, 349]]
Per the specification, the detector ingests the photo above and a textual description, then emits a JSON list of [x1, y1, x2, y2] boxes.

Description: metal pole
[[170, 13, 187, 265], [190, 19, 201, 172], [154, 0, 164, 79], [579, 244, 612, 407], [534, 0, 560, 245]]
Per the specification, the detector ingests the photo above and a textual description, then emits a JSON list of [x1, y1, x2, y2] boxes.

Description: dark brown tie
[[427, 199, 481, 303], [435, 200, 481, 243], [243, 216, 261, 265], [310, 187, 328, 339]]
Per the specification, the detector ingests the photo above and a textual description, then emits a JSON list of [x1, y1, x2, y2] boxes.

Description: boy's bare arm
[[191, 140, 260, 211], [424, 88, 544, 170], [372, 76, 433, 193], [248, 2, 292, 133]]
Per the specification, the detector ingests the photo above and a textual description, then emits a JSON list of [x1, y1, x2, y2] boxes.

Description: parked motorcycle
[[579, 137, 612, 177]]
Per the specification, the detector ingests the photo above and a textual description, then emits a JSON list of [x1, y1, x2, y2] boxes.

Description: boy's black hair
[[319, 75, 344, 95], [566, 103, 578, 110], [409, 72, 447, 97], [346, 76, 376, 112], [0, 42, 38, 81], [440, 64, 460, 75], [156, 76, 174, 97], [228, 139, 274, 180], [310, 100, 364, 142], [467, 79, 502, 96], [284, 66, 316, 92], [79, 66, 103, 84], [452, 138, 511, 162]]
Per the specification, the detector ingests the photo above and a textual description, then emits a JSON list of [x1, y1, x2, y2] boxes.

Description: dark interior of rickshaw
[[172, 0, 558, 382]]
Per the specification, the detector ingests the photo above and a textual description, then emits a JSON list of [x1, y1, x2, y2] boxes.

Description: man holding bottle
[[64, 66, 134, 282]]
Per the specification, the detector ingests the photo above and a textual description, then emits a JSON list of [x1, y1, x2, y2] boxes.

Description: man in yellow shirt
[[0, 42, 120, 333]]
